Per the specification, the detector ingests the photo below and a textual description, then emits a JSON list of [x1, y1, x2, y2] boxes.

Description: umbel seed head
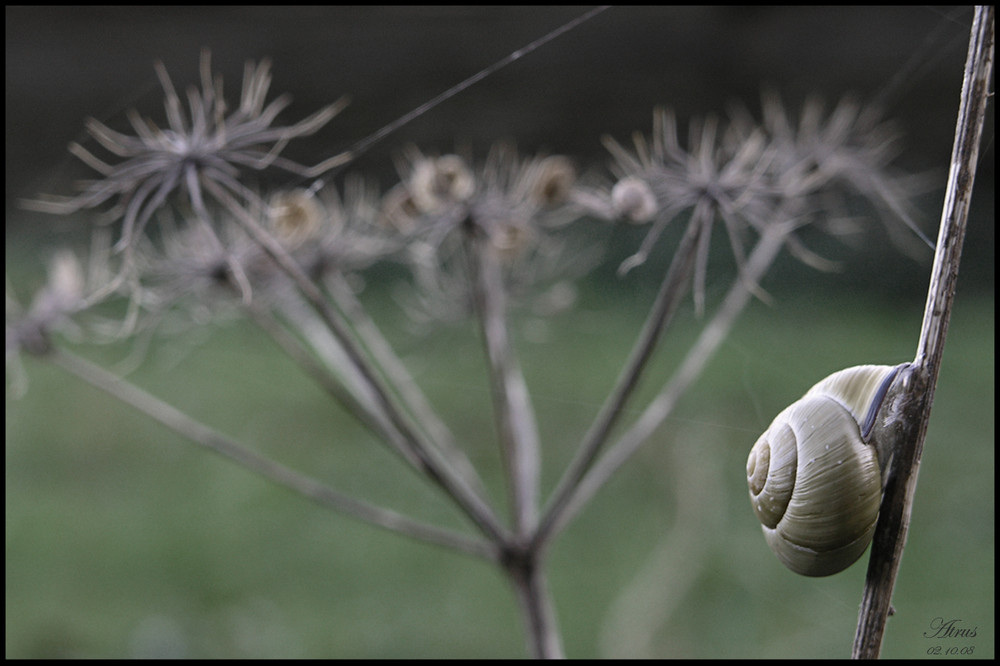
[[409, 155, 476, 214], [611, 177, 658, 223], [268, 189, 326, 248]]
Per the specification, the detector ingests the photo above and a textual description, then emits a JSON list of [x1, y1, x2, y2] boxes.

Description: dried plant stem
[[467, 232, 542, 536], [853, 6, 993, 658], [506, 554, 564, 659], [322, 273, 489, 499], [543, 220, 794, 541], [534, 218, 703, 549], [514, 219, 791, 655], [46, 347, 498, 561], [460, 230, 560, 657], [261, 294, 457, 474], [245, 303, 418, 465], [201, 178, 509, 544]]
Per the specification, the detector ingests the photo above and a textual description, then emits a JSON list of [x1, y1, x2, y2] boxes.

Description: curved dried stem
[[47, 347, 499, 562]]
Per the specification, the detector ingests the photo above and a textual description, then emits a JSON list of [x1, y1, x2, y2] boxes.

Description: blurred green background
[[6, 6, 994, 659]]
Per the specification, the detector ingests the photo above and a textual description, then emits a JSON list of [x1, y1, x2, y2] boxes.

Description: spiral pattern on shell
[[746, 364, 903, 576]]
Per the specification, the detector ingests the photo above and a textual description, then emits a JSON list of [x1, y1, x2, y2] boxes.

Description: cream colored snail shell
[[746, 364, 907, 576]]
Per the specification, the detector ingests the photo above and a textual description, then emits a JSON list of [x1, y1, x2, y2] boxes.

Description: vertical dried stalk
[[506, 552, 564, 659], [467, 232, 542, 536], [853, 5, 993, 658]]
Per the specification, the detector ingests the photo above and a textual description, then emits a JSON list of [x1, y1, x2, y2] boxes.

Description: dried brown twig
[[853, 5, 994, 659]]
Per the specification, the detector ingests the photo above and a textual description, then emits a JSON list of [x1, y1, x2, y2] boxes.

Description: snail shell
[[746, 364, 906, 576]]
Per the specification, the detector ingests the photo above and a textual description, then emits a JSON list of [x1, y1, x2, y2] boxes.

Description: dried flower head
[[729, 93, 933, 254], [268, 187, 327, 249], [389, 144, 595, 325], [136, 216, 265, 319], [599, 108, 773, 313], [597, 97, 926, 314], [291, 176, 401, 282], [135, 175, 396, 328], [7, 238, 117, 394], [385, 144, 581, 258], [529, 155, 577, 207], [610, 176, 658, 224], [22, 50, 351, 258], [408, 154, 477, 214], [377, 184, 425, 233]]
